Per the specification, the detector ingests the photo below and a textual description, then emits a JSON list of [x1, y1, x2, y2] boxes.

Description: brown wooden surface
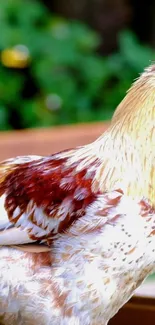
[[0, 122, 109, 161], [0, 121, 155, 324], [110, 295, 155, 325]]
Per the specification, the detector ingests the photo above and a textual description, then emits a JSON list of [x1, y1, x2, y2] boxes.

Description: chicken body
[[0, 64, 155, 324], [1, 193, 155, 325]]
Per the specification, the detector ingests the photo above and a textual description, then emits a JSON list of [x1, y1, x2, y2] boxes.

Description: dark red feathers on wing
[[0, 151, 100, 237]]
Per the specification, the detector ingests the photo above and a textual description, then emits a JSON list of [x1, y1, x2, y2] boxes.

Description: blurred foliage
[[0, 0, 155, 130]]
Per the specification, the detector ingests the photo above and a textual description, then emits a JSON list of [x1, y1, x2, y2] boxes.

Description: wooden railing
[[0, 122, 155, 324], [0, 122, 108, 161]]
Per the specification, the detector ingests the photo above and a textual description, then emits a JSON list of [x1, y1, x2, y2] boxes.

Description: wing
[[0, 147, 101, 247]]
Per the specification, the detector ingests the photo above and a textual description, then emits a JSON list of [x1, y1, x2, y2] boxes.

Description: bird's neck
[[94, 75, 155, 205]]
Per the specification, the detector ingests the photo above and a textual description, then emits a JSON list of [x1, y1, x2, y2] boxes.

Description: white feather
[[0, 228, 34, 245], [0, 194, 12, 230]]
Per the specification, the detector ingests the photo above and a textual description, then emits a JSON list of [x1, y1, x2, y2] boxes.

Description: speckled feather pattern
[[0, 192, 155, 325], [0, 64, 155, 324]]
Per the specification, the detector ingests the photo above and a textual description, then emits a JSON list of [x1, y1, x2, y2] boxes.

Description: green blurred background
[[0, 0, 155, 130]]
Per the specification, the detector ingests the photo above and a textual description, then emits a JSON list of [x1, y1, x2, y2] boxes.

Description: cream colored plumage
[[0, 64, 155, 325]]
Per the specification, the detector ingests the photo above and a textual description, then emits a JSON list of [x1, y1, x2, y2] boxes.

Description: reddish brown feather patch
[[148, 230, 155, 237], [25, 251, 52, 272], [96, 192, 122, 218], [49, 281, 74, 319], [139, 199, 153, 216], [126, 247, 136, 255], [0, 151, 100, 241]]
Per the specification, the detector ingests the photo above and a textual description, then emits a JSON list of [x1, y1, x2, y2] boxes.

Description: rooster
[[0, 64, 155, 325]]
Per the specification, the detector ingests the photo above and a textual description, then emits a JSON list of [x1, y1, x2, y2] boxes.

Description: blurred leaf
[[0, 66, 24, 104], [119, 30, 154, 71], [70, 21, 101, 52], [0, 0, 155, 131], [0, 104, 11, 130]]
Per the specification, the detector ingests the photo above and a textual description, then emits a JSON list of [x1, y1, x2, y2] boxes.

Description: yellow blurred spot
[[1, 46, 30, 69]]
